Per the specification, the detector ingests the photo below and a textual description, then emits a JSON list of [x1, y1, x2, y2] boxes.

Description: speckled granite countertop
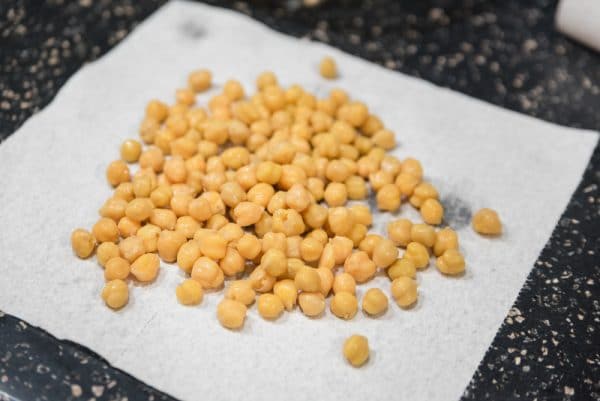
[[0, 1, 598, 400]]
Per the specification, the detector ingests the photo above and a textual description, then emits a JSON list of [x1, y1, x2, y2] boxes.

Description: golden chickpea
[[307, 229, 328, 245], [188, 69, 212, 92], [362, 288, 388, 316], [120, 139, 142, 163], [472, 208, 502, 235], [118, 236, 145, 263], [249, 266, 276, 293], [327, 207, 354, 236], [436, 249, 466, 275], [150, 208, 177, 230], [199, 191, 226, 215], [104, 257, 130, 281], [369, 170, 394, 192], [371, 238, 398, 268], [165, 115, 189, 138], [354, 136, 373, 156], [433, 227, 459, 256], [318, 243, 336, 270], [286, 184, 311, 212], [331, 291, 358, 319], [278, 164, 307, 190], [257, 293, 284, 320], [176, 240, 202, 274], [347, 224, 367, 247], [319, 56, 338, 79], [198, 232, 227, 260], [235, 165, 258, 190], [411, 223, 436, 248], [137, 224, 160, 253], [376, 184, 401, 211], [130, 253, 160, 282], [176, 88, 196, 106], [346, 175, 368, 200], [271, 110, 292, 129], [101, 279, 128, 309], [372, 129, 396, 149], [145, 99, 168, 122], [221, 147, 250, 170], [260, 248, 286, 277], [273, 279, 297, 310], [157, 230, 187, 262], [132, 175, 153, 199], [247, 183, 275, 207], [254, 213, 273, 238], [99, 197, 128, 221], [139, 118, 159, 144], [222, 79, 245, 101], [229, 202, 263, 227], [316, 267, 334, 296], [301, 203, 327, 230], [409, 182, 438, 208], [298, 292, 325, 317], [233, 233, 259, 260], [218, 182, 245, 209], [299, 237, 323, 262], [333, 272, 356, 295], [421, 198, 444, 225], [343, 334, 369, 367], [125, 198, 154, 222], [228, 120, 251, 145], [306, 177, 324, 201], [394, 172, 419, 197], [325, 160, 349, 183], [285, 236, 301, 259], [225, 280, 256, 306], [187, 197, 211, 222], [92, 218, 119, 243], [218, 223, 244, 244], [401, 158, 423, 180], [358, 234, 383, 258], [217, 298, 247, 329], [106, 160, 130, 187], [175, 216, 200, 239], [404, 242, 430, 269], [256, 71, 278, 90], [272, 209, 306, 236], [219, 247, 245, 276], [117, 216, 140, 238], [267, 191, 287, 214], [97, 242, 120, 267], [294, 266, 322, 292], [176, 279, 204, 305], [344, 251, 376, 283], [331, 236, 354, 265], [391, 277, 418, 308], [387, 219, 412, 247], [387, 258, 416, 280], [139, 147, 165, 173], [191, 257, 224, 289]]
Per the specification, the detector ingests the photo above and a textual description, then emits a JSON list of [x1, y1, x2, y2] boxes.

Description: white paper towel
[[0, 2, 597, 401]]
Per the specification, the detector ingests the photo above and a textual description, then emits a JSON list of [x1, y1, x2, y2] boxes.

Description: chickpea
[[260, 248, 287, 277], [119, 236, 145, 263], [436, 249, 466, 275], [187, 197, 212, 222], [236, 165, 258, 190], [433, 227, 459, 256], [387, 219, 412, 247], [346, 175, 368, 200], [145, 99, 168, 122], [228, 120, 251, 145], [285, 236, 301, 259], [358, 234, 383, 258], [221, 147, 250, 170], [294, 266, 321, 292], [278, 164, 307, 190], [266, 191, 286, 214], [191, 257, 224, 289], [329, 236, 352, 265], [319, 56, 338, 79], [101, 279, 129, 309], [421, 198, 444, 225], [157, 230, 187, 262], [306, 177, 325, 201], [286, 184, 311, 212], [298, 292, 325, 317], [327, 207, 354, 236], [247, 183, 275, 207], [99, 197, 128, 221], [401, 158, 423, 180], [354, 136, 373, 155], [411, 223, 436, 248], [318, 243, 336, 270], [347, 224, 367, 247], [120, 139, 142, 163], [372, 129, 396, 149], [225, 280, 256, 306], [273, 279, 297, 310], [218, 247, 244, 276], [139, 118, 159, 144], [248, 266, 276, 293], [117, 216, 140, 238], [387, 258, 416, 280], [92, 218, 119, 243], [217, 298, 247, 329], [256, 71, 278, 91], [138, 147, 165, 174], [299, 237, 323, 262], [472, 208, 502, 235], [188, 69, 212, 92], [404, 242, 430, 269], [254, 212, 273, 238], [130, 253, 160, 282], [176, 279, 204, 305], [272, 209, 305, 236], [197, 232, 227, 260], [104, 257, 130, 281], [302, 204, 328, 230], [166, 115, 189, 138], [222, 79, 244, 101], [324, 182, 348, 207], [106, 160, 130, 187], [391, 277, 418, 308], [150, 208, 177, 230], [233, 233, 260, 260], [71, 228, 96, 259], [125, 198, 154, 222], [369, 170, 394, 192], [376, 184, 401, 211], [307, 229, 328, 245], [343, 251, 376, 283], [362, 288, 389, 316], [257, 294, 284, 320], [176, 216, 200, 239], [395, 172, 420, 197], [217, 223, 244, 244], [177, 240, 202, 274], [199, 191, 226, 216], [409, 182, 438, 208], [97, 242, 120, 267], [132, 175, 153, 199], [332, 272, 356, 295], [331, 291, 358, 319], [313, 267, 331, 296]]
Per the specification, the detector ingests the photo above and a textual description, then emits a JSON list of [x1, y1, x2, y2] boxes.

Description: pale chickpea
[[218, 223, 244, 243], [346, 175, 368, 200], [248, 266, 276, 293], [221, 147, 250, 170], [97, 242, 120, 267], [118, 236, 145, 263], [220, 247, 245, 276], [228, 120, 251, 145], [247, 183, 275, 207], [300, 237, 324, 262], [333, 272, 356, 295], [357, 156, 379, 178], [139, 146, 165, 173], [391, 277, 418, 308], [176, 240, 202, 274], [92, 218, 119, 243], [145, 99, 169, 122], [225, 280, 256, 306], [436, 249, 466, 275], [219, 182, 246, 208], [472, 208, 502, 235], [347, 224, 367, 247], [362, 288, 388, 316], [286, 236, 302, 259], [106, 160, 130, 187], [326, 160, 350, 182], [331, 291, 358, 320], [344, 251, 376, 283], [176, 279, 204, 305], [286, 183, 311, 212], [298, 292, 325, 317], [191, 257, 224, 289], [286, 258, 305, 279], [198, 232, 227, 260], [358, 234, 383, 258], [254, 212, 273, 238], [376, 184, 401, 211], [267, 191, 287, 214], [130, 253, 160, 282], [395, 172, 420, 196], [99, 197, 128, 221], [331, 236, 354, 265], [278, 164, 307, 190], [294, 266, 322, 292], [404, 242, 430, 269], [318, 243, 336, 270], [306, 177, 324, 201], [433, 227, 459, 256], [387, 219, 412, 247], [261, 248, 287, 277], [327, 207, 354, 236], [235, 165, 258, 190], [372, 129, 396, 149], [157, 230, 187, 262], [175, 216, 200, 239], [150, 208, 177, 230], [330, 120, 356, 144], [421, 198, 444, 225], [319, 56, 338, 79], [201, 171, 226, 192], [307, 229, 328, 245], [199, 191, 226, 215], [302, 203, 328, 229], [388, 258, 416, 280], [104, 257, 130, 281], [217, 299, 247, 329], [125, 198, 154, 222], [271, 110, 292, 129], [120, 139, 142, 163], [139, 118, 159, 144], [101, 279, 128, 309], [257, 293, 284, 320], [354, 136, 373, 156], [411, 223, 436, 248], [236, 233, 262, 260], [316, 267, 334, 296], [117, 216, 140, 238], [273, 279, 297, 310], [272, 209, 305, 236], [132, 175, 154, 198], [324, 182, 348, 207]]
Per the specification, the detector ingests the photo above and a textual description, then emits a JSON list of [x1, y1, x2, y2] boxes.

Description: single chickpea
[[191, 257, 225, 289], [472, 208, 502, 235], [125, 198, 154, 222], [235, 165, 258, 190], [294, 266, 322, 292], [176, 279, 204, 305], [302, 204, 328, 230], [223, 79, 245, 101], [248, 266, 276, 293], [235, 233, 261, 260], [376, 184, 401, 211], [278, 164, 307, 190], [230, 202, 264, 227], [298, 292, 325, 317], [97, 242, 120, 267], [157, 230, 187, 262], [176, 240, 202, 274], [228, 120, 251, 145], [286, 236, 302, 259], [306, 177, 325, 201], [404, 242, 430, 269], [130, 253, 160, 282], [176, 88, 195, 106], [387, 258, 416, 280], [92, 218, 119, 243], [286, 184, 311, 212], [219, 182, 246, 208], [101, 279, 129, 309], [328, 207, 354, 236], [433, 227, 459, 256], [254, 212, 273, 238], [219, 247, 245, 276], [333, 272, 356, 295], [391, 277, 418, 308], [362, 288, 389, 316], [257, 293, 285, 320], [225, 280, 256, 306], [371, 238, 398, 268], [411, 223, 436, 248], [99, 197, 128, 221], [272, 209, 306, 236], [319, 56, 338, 79], [104, 257, 130, 281], [369, 170, 394, 192], [261, 248, 287, 277], [346, 175, 368, 200], [267, 191, 287, 214], [347, 205, 371, 227], [358, 234, 383, 258], [217, 299, 247, 329], [347, 224, 367, 247], [387, 219, 412, 247], [339, 144, 359, 160], [199, 191, 226, 215], [331, 236, 354, 265], [207, 212, 228, 231], [117, 216, 140, 238], [421, 198, 444, 225], [372, 129, 396, 149], [343, 335, 369, 367], [395, 172, 420, 197], [188, 69, 212, 92], [401, 158, 423, 180], [286, 258, 305, 279], [132, 175, 154, 199], [221, 147, 250, 171], [273, 279, 297, 310], [409, 182, 438, 208], [145, 99, 168, 122], [247, 183, 275, 207], [71, 228, 96, 259], [344, 251, 376, 283], [271, 110, 292, 129], [150, 208, 177, 230], [120, 139, 142, 163], [165, 115, 189, 138], [325, 160, 350, 183], [106, 160, 130, 187], [139, 118, 159, 144], [436, 249, 466, 275], [331, 291, 358, 319], [175, 216, 200, 239], [354, 136, 373, 156], [256, 71, 278, 90], [307, 229, 328, 245], [139, 146, 165, 173], [198, 232, 227, 260], [187, 197, 212, 222], [218, 223, 244, 243], [171, 137, 197, 160], [318, 243, 336, 270], [300, 237, 324, 262], [316, 267, 334, 296], [118, 236, 145, 263]]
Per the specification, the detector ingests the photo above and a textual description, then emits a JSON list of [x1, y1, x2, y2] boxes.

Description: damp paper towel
[[0, 1, 597, 401]]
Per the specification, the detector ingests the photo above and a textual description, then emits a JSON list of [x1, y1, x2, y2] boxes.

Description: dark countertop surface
[[1, 1, 599, 400]]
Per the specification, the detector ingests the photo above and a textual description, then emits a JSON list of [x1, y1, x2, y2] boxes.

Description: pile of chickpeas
[[71, 61, 503, 367]]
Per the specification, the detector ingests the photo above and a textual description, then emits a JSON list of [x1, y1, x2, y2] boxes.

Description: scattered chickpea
[[358, 234, 383, 258], [472, 208, 502, 235], [300, 237, 324, 262], [97, 242, 120, 267], [295, 266, 322, 292], [192, 257, 225, 289], [319, 56, 338, 79], [71, 229, 96, 259], [188, 69, 212, 92], [101, 279, 129, 309], [261, 248, 287, 277], [273, 279, 297, 310], [298, 292, 325, 317], [387, 258, 416, 280], [176, 240, 202, 274], [236, 233, 262, 260], [411, 223, 436, 248], [217, 299, 247, 330], [391, 277, 418, 308], [176, 279, 204, 305], [362, 288, 389, 316], [130, 253, 160, 282], [376, 183, 401, 211], [104, 257, 130, 281], [344, 251, 376, 283], [232, 202, 265, 227], [433, 228, 458, 257], [421, 198, 444, 225], [119, 236, 145, 263], [198, 232, 227, 260], [343, 335, 369, 367], [372, 239, 399, 268], [404, 242, 430, 269], [257, 294, 285, 320], [331, 291, 358, 319], [225, 280, 256, 306], [387, 219, 412, 247], [157, 230, 187, 262], [436, 249, 466, 275], [409, 182, 438, 208], [106, 160, 130, 187]]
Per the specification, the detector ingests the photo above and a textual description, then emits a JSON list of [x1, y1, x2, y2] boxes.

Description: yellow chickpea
[[157, 230, 187, 262], [318, 243, 336, 270], [223, 79, 245, 101], [234, 233, 261, 260], [319, 56, 338, 79], [145, 99, 168, 122], [278, 164, 307, 190], [436, 249, 466, 275], [191, 257, 224, 289], [327, 207, 354, 236], [387, 219, 412, 247], [198, 232, 227, 260], [411, 223, 436, 248], [332, 272, 356, 295], [219, 247, 245, 276], [247, 183, 275, 207], [272, 209, 306, 236], [257, 293, 285, 320], [343, 335, 369, 367], [391, 277, 418, 308], [267, 191, 287, 214], [395, 172, 420, 196], [346, 175, 368, 200], [218, 223, 244, 244], [344, 251, 376, 283], [294, 266, 322, 292], [362, 288, 389, 316], [176, 240, 202, 273], [286, 236, 302, 259], [346, 224, 366, 247], [376, 184, 401, 211], [300, 237, 324, 262], [261, 248, 287, 277], [472, 208, 502, 235], [130, 253, 160, 282], [286, 184, 311, 212], [404, 242, 430, 269], [92, 218, 119, 243], [330, 236, 354, 265], [103, 256, 130, 281], [150, 208, 177, 230], [302, 203, 328, 230], [118, 236, 144, 263], [261, 232, 287, 254], [273, 279, 297, 310], [372, 129, 396, 150], [421, 198, 444, 225], [409, 182, 438, 208], [305, 177, 324, 201], [188, 69, 212, 92], [358, 234, 383, 258], [175, 216, 200, 239], [433, 227, 459, 256], [125, 198, 154, 222], [187, 197, 211, 222], [101, 279, 129, 309], [132, 175, 153, 199], [99, 197, 128, 221], [256, 71, 278, 90], [106, 160, 130, 187], [329, 291, 357, 319], [298, 292, 325, 317], [139, 146, 165, 173], [372, 239, 398, 268], [369, 170, 394, 192], [324, 182, 348, 207], [217, 298, 247, 329], [120, 139, 142, 163], [96, 242, 120, 267], [117, 216, 140, 238], [248, 266, 276, 293], [307, 229, 328, 245], [387, 258, 416, 280], [401, 158, 423, 180], [236, 165, 258, 190], [225, 280, 256, 306], [230, 202, 263, 227], [176, 279, 204, 305], [71, 228, 96, 259]]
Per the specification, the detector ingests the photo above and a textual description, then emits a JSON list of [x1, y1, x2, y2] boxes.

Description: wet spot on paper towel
[[441, 194, 472, 229], [180, 20, 205, 39]]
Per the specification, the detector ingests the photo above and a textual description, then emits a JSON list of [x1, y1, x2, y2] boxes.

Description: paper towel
[[0, 2, 597, 401]]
